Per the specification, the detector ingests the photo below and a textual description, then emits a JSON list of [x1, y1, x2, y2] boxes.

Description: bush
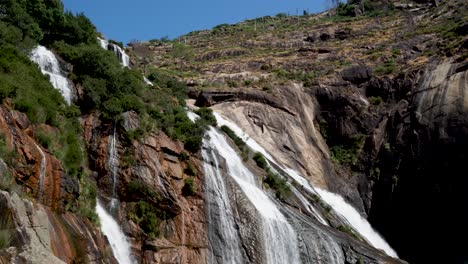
[[253, 152, 268, 169], [337, 225, 360, 240], [182, 178, 196, 196], [128, 180, 157, 199], [184, 162, 196, 176], [264, 171, 291, 200], [375, 59, 397, 75], [369, 96, 383, 106], [0, 226, 10, 250], [195, 107, 217, 127], [330, 134, 366, 165], [128, 201, 159, 238], [220, 125, 245, 149], [75, 176, 98, 224]]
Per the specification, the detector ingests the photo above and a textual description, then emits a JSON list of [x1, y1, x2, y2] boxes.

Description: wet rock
[[0, 106, 79, 211], [0, 191, 114, 263]]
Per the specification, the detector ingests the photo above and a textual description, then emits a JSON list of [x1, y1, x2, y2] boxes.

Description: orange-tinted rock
[[0, 105, 78, 211]]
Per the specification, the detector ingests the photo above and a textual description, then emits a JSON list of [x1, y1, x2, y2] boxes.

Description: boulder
[[341, 65, 373, 85]]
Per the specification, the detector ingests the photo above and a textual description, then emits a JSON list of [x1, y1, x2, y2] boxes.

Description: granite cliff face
[[141, 0, 466, 262], [0, 0, 466, 263], [0, 103, 114, 263], [82, 112, 209, 263]]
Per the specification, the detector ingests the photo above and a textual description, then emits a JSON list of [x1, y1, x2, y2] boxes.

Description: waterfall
[[97, 37, 130, 67], [213, 111, 398, 258], [108, 125, 119, 209], [205, 127, 301, 264], [96, 201, 133, 264], [202, 139, 244, 264], [34, 143, 46, 200], [98, 37, 109, 50], [29, 46, 73, 104], [143, 76, 153, 86], [314, 188, 398, 258]]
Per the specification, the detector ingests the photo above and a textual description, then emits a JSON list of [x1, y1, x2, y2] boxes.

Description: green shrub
[[253, 152, 268, 169], [369, 96, 383, 106], [75, 176, 98, 224], [0, 169, 17, 193], [182, 178, 196, 196], [128, 180, 157, 199], [171, 43, 193, 60], [195, 107, 217, 127], [375, 59, 397, 75], [0, 230, 10, 250], [337, 225, 360, 240], [128, 201, 159, 238], [0, 134, 17, 166], [336, 2, 356, 17], [220, 125, 245, 149], [264, 171, 291, 200], [330, 134, 366, 165], [184, 162, 196, 176]]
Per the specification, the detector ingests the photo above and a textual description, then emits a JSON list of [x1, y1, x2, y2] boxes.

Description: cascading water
[[143, 76, 153, 86], [95, 126, 134, 264], [96, 201, 133, 264], [315, 188, 398, 258], [108, 125, 119, 209], [205, 127, 301, 264], [213, 111, 398, 258], [29, 46, 73, 104], [98, 37, 109, 50], [34, 143, 46, 200], [202, 139, 244, 264], [97, 37, 130, 67]]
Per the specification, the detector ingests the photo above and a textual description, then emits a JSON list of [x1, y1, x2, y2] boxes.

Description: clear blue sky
[[62, 0, 331, 45]]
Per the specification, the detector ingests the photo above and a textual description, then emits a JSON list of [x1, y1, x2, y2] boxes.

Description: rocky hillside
[[129, 0, 467, 263], [0, 0, 466, 263]]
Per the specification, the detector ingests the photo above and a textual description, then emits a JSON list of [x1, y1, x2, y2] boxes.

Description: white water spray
[[96, 201, 134, 264], [143, 76, 153, 86], [206, 127, 301, 264], [34, 143, 46, 200], [108, 126, 119, 209], [97, 37, 130, 67], [202, 144, 244, 264], [315, 188, 398, 257], [214, 111, 398, 258], [30, 46, 73, 104]]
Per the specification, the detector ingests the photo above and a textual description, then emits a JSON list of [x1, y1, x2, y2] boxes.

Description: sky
[[61, 0, 331, 45]]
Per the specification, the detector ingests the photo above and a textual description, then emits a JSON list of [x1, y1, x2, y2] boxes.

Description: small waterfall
[[97, 37, 130, 67], [315, 188, 398, 258], [96, 201, 133, 264], [108, 125, 119, 209], [29, 46, 73, 104], [34, 143, 46, 200], [98, 37, 109, 50], [143, 76, 153, 86], [205, 127, 301, 264], [213, 111, 398, 258], [109, 44, 130, 67]]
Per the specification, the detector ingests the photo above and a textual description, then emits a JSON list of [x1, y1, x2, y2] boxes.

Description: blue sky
[[62, 0, 331, 44]]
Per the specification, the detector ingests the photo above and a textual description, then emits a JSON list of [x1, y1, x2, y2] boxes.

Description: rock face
[[0, 103, 117, 264], [307, 59, 468, 263], [362, 59, 468, 264], [191, 57, 468, 263], [0, 105, 79, 211], [82, 112, 209, 263], [0, 191, 114, 263], [194, 84, 365, 210]]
